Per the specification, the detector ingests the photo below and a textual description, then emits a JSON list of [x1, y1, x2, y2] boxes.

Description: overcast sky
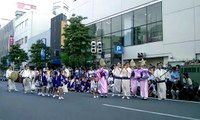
[[0, 0, 55, 26]]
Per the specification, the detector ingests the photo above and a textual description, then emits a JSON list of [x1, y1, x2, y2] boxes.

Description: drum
[[9, 71, 19, 81]]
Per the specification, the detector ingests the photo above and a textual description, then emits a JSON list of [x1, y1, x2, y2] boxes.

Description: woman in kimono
[[139, 59, 150, 100], [96, 59, 109, 98], [130, 60, 138, 97]]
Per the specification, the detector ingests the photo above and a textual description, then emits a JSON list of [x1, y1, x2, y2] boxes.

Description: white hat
[[139, 58, 146, 66], [130, 59, 136, 67], [117, 62, 121, 66], [99, 58, 106, 67]]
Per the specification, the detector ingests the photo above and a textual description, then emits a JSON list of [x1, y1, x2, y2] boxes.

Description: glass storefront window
[[88, 24, 96, 37], [147, 2, 162, 23], [96, 22, 102, 36], [122, 11, 133, 30], [102, 19, 111, 35], [87, 2, 162, 52], [133, 25, 147, 45], [111, 15, 122, 33], [113, 54, 122, 65], [147, 22, 162, 42], [102, 34, 111, 49], [122, 29, 133, 46], [134, 7, 147, 27], [104, 48, 111, 54], [111, 32, 122, 48]]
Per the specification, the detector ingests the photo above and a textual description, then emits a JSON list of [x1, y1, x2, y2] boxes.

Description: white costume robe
[[22, 69, 31, 92], [121, 67, 131, 97], [6, 69, 17, 91], [154, 69, 167, 99], [112, 67, 122, 94]]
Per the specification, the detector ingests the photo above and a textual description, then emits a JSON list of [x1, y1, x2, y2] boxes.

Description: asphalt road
[[0, 81, 200, 120]]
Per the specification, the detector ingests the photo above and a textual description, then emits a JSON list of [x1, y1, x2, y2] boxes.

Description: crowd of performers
[[6, 58, 198, 101]]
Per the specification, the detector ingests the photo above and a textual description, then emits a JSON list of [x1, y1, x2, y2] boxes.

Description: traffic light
[[97, 41, 102, 54], [91, 41, 96, 53]]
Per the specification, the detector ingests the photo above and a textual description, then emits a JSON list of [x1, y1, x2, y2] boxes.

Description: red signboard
[[17, 2, 37, 10], [8, 35, 14, 52], [9, 35, 14, 46]]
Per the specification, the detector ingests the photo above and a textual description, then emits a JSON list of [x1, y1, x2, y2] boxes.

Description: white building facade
[[68, 0, 200, 65], [14, 11, 51, 53], [53, 0, 69, 16]]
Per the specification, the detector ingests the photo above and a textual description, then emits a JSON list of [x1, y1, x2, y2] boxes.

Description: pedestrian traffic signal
[[97, 42, 102, 54], [91, 41, 96, 54]]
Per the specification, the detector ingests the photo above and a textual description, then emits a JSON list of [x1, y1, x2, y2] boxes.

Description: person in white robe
[[22, 65, 32, 93], [112, 63, 122, 97], [121, 63, 131, 99], [154, 63, 167, 100], [6, 65, 18, 92]]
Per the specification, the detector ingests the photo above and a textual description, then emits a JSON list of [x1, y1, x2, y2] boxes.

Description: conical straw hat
[[139, 58, 146, 66], [130, 59, 136, 67], [99, 58, 106, 66]]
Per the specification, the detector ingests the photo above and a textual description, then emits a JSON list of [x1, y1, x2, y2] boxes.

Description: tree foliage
[[0, 55, 8, 71], [29, 40, 51, 68], [9, 44, 28, 69], [62, 14, 94, 69]]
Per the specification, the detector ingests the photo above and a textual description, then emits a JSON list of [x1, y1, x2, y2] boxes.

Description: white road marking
[[150, 97, 200, 104], [102, 104, 200, 120], [108, 93, 200, 104]]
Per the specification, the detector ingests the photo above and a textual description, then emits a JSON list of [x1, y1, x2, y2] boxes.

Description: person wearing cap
[[121, 62, 131, 99], [139, 59, 150, 100], [6, 65, 18, 92], [112, 62, 122, 97], [154, 63, 167, 100]]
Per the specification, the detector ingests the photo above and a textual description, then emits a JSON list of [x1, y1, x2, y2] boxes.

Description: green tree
[[29, 40, 51, 68], [9, 44, 28, 69], [0, 55, 8, 71], [62, 14, 94, 69]]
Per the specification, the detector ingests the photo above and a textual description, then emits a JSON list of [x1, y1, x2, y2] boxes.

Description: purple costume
[[131, 69, 141, 96], [96, 68, 109, 96], [140, 68, 150, 99]]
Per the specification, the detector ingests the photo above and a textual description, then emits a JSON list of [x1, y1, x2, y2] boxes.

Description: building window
[[122, 11, 133, 30], [96, 22, 102, 37], [111, 15, 122, 33], [112, 32, 122, 48], [134, 7, 147, 27], [88, 24, 96, 37], [102, 34, 111, 50], [102, 19, 111, 35], [147, 2, 162, 23], [122, 29, 133, 46], [147, 22, 162, 42], [133, 25, 147, 45]]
